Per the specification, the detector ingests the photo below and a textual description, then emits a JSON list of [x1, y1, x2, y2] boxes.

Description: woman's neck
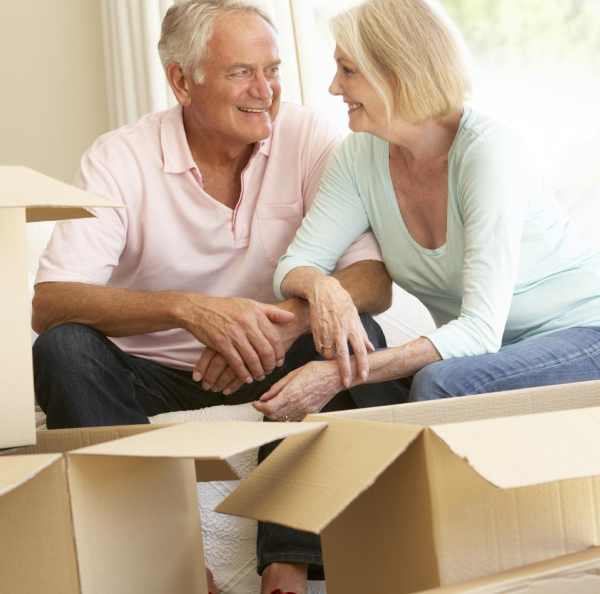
[[384, 110, 463, 166]]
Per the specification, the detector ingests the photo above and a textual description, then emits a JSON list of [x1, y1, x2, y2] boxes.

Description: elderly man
[[32, 1, 392, 593]]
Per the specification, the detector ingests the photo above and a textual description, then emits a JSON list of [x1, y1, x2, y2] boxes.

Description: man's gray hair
[[158, 0, 276, 83]]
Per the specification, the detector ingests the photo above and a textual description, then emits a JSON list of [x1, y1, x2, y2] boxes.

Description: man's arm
[[32, 282, 294, 383], [197, 259, 392, 392]]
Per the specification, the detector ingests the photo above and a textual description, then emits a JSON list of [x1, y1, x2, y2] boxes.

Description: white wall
[[0, 0, 111, 282], [0, 0, 110, 182]]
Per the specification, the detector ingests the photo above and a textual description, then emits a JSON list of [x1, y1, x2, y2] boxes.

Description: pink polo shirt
[[36, 102, 382, 370]]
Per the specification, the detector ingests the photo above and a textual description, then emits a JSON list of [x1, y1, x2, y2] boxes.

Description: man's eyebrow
[[226, 60, 282, 71]]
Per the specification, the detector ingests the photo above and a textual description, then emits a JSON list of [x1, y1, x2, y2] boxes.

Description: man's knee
[[359, 313, 387, 349], [33, 323, 104, 370]]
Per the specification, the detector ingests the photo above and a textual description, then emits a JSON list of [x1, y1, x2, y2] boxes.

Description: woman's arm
[[274, 137, 384, 385], [254, 336, 441, 421]]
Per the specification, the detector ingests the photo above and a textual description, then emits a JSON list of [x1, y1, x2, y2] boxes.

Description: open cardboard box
[[424, 546, 600, 593], [0, 421, 327, 594], [219, 379, 600, 594], [0, 166, 122, 448]]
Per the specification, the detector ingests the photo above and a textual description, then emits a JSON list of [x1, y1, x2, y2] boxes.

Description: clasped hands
[[184, 278, 372, 421]]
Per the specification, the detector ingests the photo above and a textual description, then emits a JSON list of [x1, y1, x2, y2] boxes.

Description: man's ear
[[166, 63, 192, 106]]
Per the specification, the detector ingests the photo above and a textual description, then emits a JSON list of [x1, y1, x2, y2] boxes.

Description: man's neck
[[183, 108, 255, 172]]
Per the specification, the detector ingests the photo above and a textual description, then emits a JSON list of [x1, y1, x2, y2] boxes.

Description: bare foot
[[206, 567, 219, 594], [261, 562, 308, 594]]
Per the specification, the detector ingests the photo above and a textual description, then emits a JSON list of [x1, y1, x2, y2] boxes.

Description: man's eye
[[230, 69, 250, 78], [268, 66, 280, 77]]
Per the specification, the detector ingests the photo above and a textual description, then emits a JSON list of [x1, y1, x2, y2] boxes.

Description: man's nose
[[250, 72, 273, 101]]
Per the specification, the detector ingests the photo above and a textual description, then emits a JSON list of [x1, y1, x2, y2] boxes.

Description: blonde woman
[[254, 0, 600, 422]]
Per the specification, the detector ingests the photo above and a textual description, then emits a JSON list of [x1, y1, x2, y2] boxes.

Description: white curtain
[[100, 0, 301, 129], [100, 0, 176, 128]]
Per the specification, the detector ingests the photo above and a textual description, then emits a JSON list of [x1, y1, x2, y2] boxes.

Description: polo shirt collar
[[160, 104, 272, 173], [161, 105, 195, 174]]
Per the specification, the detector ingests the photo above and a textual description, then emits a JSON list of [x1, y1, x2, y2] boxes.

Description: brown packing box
[[423, 547, 600, 593], [0, 421, 327, 594], [0, 166, 122, 448], [219, 380, 600, 594]]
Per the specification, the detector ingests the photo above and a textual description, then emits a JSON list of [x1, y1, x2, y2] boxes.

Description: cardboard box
[[0, 421, 326, 594], [423, 547, 600, 593], [219, 380, 600, 594], [0, 166, 122, 448]]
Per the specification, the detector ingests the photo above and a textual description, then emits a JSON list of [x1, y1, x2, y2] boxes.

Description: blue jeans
[[33, 315, 394, 580], [407, 326, 600, 402]]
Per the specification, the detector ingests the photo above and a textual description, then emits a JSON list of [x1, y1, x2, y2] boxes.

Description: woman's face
[[329, 46, 388, 134]]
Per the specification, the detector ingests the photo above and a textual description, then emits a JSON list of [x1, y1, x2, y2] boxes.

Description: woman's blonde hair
[[330, 0, 472, 123], [158, 0, 275, 83]]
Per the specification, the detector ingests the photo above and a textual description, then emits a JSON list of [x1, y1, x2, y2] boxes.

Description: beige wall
[[0, 0, 109, 183]]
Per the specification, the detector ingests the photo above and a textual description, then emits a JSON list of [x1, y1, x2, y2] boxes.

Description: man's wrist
[[278, 297, 310, 337], [166, 291, 202, 330]]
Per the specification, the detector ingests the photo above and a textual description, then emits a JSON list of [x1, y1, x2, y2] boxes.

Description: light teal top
[[274, 107, 600, 359]]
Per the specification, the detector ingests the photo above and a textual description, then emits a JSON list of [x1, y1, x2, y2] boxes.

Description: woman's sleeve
[[274, 138, 372, 299], [426, 130, 531, 359]]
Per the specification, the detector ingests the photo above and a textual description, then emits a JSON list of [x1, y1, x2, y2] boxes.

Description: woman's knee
[[409, 360, 462, 402]]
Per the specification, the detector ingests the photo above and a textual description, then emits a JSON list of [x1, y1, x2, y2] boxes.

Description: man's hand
[[193, 299, 306, 394], [253, 360, 342, 421], [308, 276, 374, 387], [180, 295, 295, 384]]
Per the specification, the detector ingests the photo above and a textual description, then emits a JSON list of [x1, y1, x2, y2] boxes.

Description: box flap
[[419, 547, 600, 593], [0, 166, 122, 220], [319, 380, 600, 426], [218, 419, 424, 533], [70, 421, 326, 481], [0, 454, 62, 496], [12, 424, 164, 455], [431, 406, 600, 489]]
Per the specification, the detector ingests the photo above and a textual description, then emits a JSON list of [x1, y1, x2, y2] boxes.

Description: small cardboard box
[[219, 380, 600, 594], [0, 166, 122, 448], [422, 547, 600, 593], [0, 421, 326, 594]]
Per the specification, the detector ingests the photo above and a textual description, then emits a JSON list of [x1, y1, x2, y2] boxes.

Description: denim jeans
[[33, 314, 394, 579], [406, 326, 600, 402]]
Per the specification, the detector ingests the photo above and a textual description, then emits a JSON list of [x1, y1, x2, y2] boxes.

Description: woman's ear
[[166, 63, 192, 106]]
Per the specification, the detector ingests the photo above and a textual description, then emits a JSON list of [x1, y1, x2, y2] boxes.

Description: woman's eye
[[342, 66, 355, 76]]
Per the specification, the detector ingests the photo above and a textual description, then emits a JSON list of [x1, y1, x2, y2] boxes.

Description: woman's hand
[[308, 276, 374, 386], [253, 360, 343, 421]]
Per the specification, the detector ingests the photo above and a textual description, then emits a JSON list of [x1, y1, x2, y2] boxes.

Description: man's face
[[186, 13, 281, 147]]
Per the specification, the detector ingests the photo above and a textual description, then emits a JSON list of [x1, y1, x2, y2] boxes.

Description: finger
[[213, 367, 236, 393], [193, 348, 217, 383], [335, 339, 352, 388], [258, 374, 291, 403], [202, 355, 228, 391], [247, 324, 277, 375], [349, 332, 370, 382], [231, 332, 265, 381], [253, 398, 282, 420], [256, 313, 286, 366], [261, 304, 295, 324], [217, 338, 254, 384], [222, 377, 244, 396]]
